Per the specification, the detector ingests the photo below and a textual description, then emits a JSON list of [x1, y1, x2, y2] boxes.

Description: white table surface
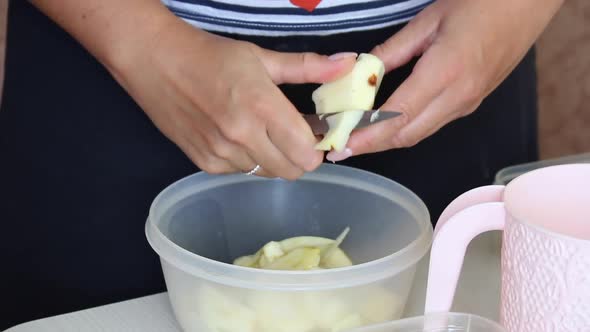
[[5, 232, 502, 332]]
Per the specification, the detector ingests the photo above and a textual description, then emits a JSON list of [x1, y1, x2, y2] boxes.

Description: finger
[[212, 141, 257, 174], [344, 83, 476, 158], [205, 125, 276, 178], [211, 80, 317, 178], [342, 52, 448, 156], [387, 87, 478, 150], [171, 106, 239, 174], [198, 127, 276, 178], [211, 140, 276, 178], [370, 4, 441, 71], [256, 48, 357, 84], [264, 85, 324, 172], [345, 42, 462, 156], [246, 126, 307, 181], [178, 134, 237, 174], [214, 83, 321, 177], [201, 125, 257, 172]]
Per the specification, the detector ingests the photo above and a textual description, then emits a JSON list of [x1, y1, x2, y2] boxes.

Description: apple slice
[[300, 291, 356, 330], [356, 287, 403, 323], [332, 313, 364, 332], [233, 254, 259, 268], [233, 228, 353, 270], [197, 284, 257, 332], [264, 247, 321, 270], [312, 53, 385, 152], [314, 110, 364, 152], [279, 236, 334, 253], [258, 241, 285, 267], [248, 292, 315, 332], [321, 247, 353, 268], [312, 53, 385, 115]]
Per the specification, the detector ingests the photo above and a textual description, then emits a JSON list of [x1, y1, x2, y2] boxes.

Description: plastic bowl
[[348, 312, 506, 332], [146, 163, 433, 332]]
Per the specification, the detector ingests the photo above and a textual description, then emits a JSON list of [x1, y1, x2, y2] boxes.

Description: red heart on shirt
[[290, 0, 322, 12]]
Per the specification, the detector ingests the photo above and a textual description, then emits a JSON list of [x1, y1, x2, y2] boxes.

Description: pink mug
[[424, 163, 590, 331]]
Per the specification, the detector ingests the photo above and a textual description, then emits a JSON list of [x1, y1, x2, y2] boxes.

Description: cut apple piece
[[197, 284, 257, 332], [314, 110, 364, 152], [233, 227, 353, 271], [320, 226, 350, 259], [312, 53, 385, 115], [300, 291, 355, 330], [312, 53, 385, 152], [248, 292, 315, 332], [279, 236, 334, 253], [332, 313, 364, 332], [264, 247, 321, 270], [356, 287, 403, 323], [321, 247, 353, 268], [258, 241, 285, 267], [233, 247, 264, 268], [233, 254, 259, 268]]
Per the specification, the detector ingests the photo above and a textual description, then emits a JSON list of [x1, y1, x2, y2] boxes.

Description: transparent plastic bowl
[[349, 312, 506, 332], [146, 163, 433, 332], [494, 152, 590, 185]]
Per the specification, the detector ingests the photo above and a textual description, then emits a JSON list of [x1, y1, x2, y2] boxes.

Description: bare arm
[[332, 0, 564, 161], [29, 1, 356, 179], [30, 0, 181, 72]]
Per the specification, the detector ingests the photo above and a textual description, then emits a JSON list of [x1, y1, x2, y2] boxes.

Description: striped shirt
[[161, 0, 434, 36]]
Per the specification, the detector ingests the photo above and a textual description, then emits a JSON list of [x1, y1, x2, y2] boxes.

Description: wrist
[[104, 7, 217, 88], [99, 4, 181, 76]]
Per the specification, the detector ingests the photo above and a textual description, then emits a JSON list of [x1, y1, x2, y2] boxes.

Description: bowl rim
[[346, 312, 506, 331], [145, 163, 433, 290]]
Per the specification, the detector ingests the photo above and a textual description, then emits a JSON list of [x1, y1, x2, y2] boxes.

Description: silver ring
[[245, 164, 261, 176]]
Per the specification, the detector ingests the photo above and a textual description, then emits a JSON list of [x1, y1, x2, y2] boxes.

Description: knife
[[302, 109, 402, 135]]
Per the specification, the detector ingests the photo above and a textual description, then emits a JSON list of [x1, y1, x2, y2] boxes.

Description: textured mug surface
[[424, 164, 590, 332], [501, 216, 590, 331]]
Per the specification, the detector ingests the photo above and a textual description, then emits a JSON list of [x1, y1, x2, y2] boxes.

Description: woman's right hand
[[106, 15, 356, 179], [32, 0, 355, 180]]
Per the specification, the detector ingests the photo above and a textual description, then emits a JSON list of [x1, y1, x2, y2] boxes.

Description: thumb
[[257, 49, 358, 84], [371, 6, 441, 71]]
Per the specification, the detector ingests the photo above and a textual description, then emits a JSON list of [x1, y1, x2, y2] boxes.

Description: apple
[[312, 53, 385, 152], [233, 227, 353, 270]]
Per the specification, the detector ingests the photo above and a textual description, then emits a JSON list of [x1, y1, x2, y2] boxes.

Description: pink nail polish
[[328, 52, 358, 61], [327, 148, 353, 162]]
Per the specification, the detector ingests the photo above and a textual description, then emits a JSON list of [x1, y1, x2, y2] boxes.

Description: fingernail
[[327, 148, 353, 162], [328, 52, 358, 61]]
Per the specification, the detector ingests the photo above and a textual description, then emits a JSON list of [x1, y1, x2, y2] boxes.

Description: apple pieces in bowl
[[233, 227, 353, 270]]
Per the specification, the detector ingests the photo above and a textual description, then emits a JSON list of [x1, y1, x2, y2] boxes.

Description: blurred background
[[0, 0, 587, 160]]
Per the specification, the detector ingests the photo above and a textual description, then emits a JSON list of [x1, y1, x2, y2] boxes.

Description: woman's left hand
[[327, 0, 563, 161]]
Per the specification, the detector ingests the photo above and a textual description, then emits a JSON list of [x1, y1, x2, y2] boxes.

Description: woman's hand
[[31, 0, 356, 180], [327, 0, 564, 162], [111, 18, 356, 180]]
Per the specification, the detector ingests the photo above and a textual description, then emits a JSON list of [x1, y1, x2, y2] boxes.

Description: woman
[[0, 0, 562, 328]]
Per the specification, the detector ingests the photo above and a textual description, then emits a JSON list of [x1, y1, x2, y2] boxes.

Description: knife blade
[[302, 109, 402, 135]]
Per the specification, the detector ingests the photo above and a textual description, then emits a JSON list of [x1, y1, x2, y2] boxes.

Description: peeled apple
[[331, 314, 364, 332], [194, 283, 403, 332], [247, 292, 315, 332], [197, 284, 257, 332], [301, 291, 353, 330], [191, 227, 404, 332], [355, 286, 404, 323], [233, 227, 353, 270], [312, 53, 385, 115], [313, 111, 365, 152], [312, 53, 385, 152]]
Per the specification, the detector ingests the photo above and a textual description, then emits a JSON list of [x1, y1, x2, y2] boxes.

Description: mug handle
[[424, 185, 507, 314]]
